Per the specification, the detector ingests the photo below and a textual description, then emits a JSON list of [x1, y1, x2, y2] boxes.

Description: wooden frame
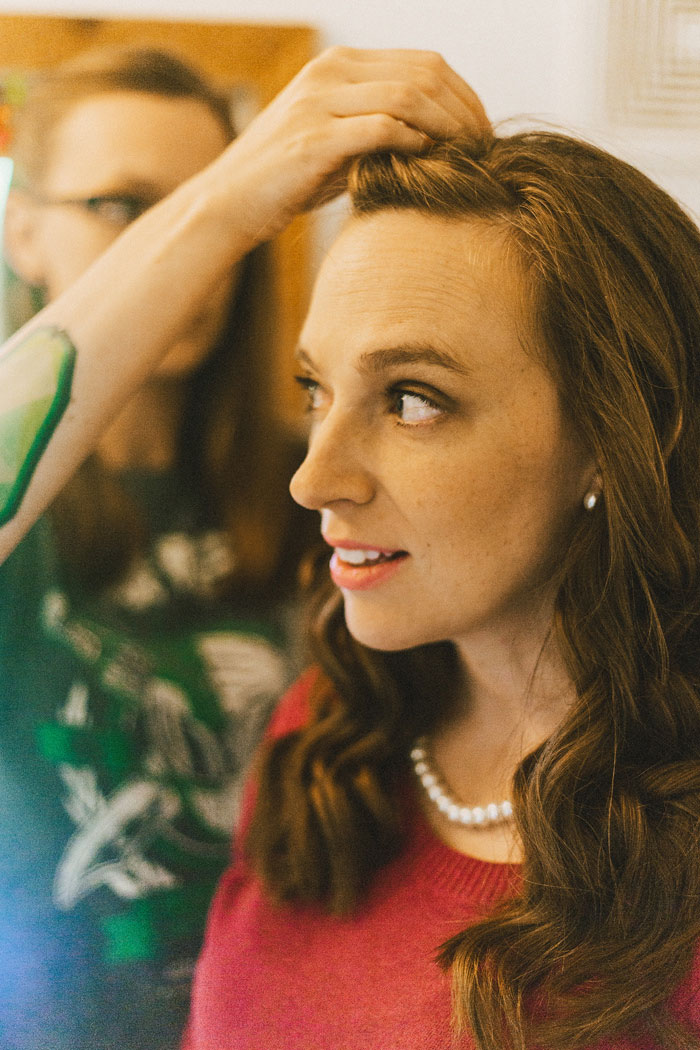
[[0, 13, 319, 421]]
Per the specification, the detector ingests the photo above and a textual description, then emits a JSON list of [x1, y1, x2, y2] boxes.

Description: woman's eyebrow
[[294, 344, 471, 376], [358, 344, 472, 377], [294, 347, 318, 372]]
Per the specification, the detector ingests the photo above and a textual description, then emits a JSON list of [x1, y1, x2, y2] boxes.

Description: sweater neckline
[[403, 780, 520, 907]]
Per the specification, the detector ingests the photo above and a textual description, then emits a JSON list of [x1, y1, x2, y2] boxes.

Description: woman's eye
[[84, 195, 148, 225], [393, 390, 442, 424], [294, 375, 324, 413]]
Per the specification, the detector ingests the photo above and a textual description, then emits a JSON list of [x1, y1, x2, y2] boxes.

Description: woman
[[183, 134, 700, 1049], [0, 46, 484, 1050]]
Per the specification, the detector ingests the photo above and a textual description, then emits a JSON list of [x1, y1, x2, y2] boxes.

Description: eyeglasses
[[28, 191, 156, 227]]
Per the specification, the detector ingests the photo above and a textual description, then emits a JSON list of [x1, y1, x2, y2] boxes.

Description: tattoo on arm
[[0, 326, 76, 526]]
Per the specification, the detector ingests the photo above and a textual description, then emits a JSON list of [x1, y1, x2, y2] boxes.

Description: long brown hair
[[248, 131, 700, 1046], [10, 46, 312, 596]]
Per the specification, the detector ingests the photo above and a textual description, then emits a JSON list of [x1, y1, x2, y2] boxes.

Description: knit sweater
[[184, 671, 700, 1050]]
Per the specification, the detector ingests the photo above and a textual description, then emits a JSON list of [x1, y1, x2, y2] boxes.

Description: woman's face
[[290, 211, 594, 657], [15, 90, 233, 376]]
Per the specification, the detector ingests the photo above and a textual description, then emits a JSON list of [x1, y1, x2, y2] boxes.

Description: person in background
[[0, 46, 316, 1050]]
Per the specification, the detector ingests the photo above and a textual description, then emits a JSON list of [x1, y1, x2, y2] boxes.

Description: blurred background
[[0, 0, 697, 219]]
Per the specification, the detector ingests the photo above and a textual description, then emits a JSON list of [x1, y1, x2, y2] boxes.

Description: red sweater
[[184, 672, 700, 1050]]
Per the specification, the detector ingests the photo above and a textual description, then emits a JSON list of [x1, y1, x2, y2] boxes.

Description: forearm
[[0, 161, 252, 560], [0, 46, 489, 563]]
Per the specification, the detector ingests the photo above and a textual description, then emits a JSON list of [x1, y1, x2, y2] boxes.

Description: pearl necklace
[[410, 737, 514, 828]]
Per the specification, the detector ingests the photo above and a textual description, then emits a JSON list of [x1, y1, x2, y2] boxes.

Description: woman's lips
[[328, 546, 408, 591]]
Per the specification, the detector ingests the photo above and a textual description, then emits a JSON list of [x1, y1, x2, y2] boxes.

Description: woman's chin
[[343, 608, 433, 654]]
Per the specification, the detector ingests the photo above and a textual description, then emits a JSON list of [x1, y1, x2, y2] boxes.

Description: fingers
[[325, 81, 473, 143], [213, 46, 491, 246], [326, 112, 432, 158], [309, 46, 490, 139], [349, 56, 488, 135]]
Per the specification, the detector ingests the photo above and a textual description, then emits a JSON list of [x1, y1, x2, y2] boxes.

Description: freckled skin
[[290, 211, 594, 660]]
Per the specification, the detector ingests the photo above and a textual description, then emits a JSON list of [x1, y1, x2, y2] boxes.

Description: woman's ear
[[3, 189, 47, 286]]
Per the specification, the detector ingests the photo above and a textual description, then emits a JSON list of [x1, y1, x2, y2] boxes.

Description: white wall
[[0, 0, 586, 124], [0, 0, 697, 216]]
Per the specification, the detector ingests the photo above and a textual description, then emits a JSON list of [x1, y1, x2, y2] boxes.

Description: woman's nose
[[289, 414, 375, 511]]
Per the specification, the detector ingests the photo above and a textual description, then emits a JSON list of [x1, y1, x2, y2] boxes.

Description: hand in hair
[[207, 47, 491, 243], [0, 48, 488, 562]]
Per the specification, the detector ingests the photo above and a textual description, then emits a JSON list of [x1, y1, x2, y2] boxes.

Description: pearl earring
[[583, 491, 598, 511]]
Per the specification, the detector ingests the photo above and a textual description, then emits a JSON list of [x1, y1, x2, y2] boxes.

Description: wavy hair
[[248, 131, 700, 1047]]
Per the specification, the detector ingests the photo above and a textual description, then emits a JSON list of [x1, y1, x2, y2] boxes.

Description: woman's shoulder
[[659, 938, 700, 1042], [231, 667, 320, 842], [264, 665, 320, 740], [678, 938, 700, 1028]]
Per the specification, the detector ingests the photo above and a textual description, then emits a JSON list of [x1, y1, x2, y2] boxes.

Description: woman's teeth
[[336, 548, 387, 566]]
